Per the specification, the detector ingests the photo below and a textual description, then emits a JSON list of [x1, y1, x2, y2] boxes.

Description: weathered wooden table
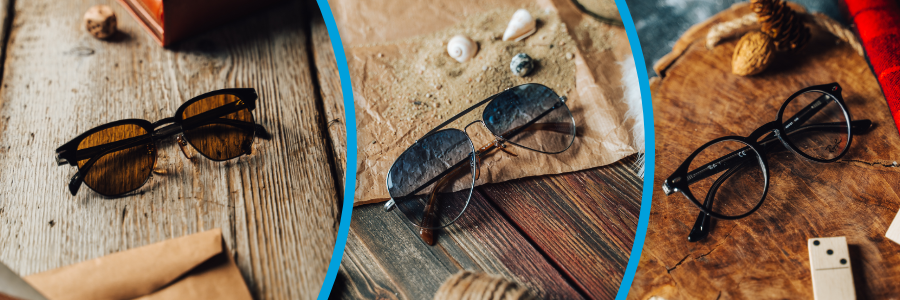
[[332, 156, 642, 299], [0, 1, 346, 299]]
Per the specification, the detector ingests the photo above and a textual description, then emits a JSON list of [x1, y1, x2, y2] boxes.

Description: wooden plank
[[480, 156, 642, 299], [629, 3, 900, 299], [0, 1, 339, 299], [309, 12, 347, 195], [808, 237, 855, 300], [332, 190, 584, 299]]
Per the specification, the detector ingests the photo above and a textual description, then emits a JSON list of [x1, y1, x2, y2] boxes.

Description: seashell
[[509, 53, 534, 77], [447, 35, 478, 63], [502, 9, 536, 42]]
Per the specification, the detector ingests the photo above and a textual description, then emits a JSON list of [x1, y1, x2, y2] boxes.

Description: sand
[[353, 7, 580, 141]]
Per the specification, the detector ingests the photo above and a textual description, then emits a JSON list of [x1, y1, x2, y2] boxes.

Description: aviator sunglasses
[[384, 83, 576, 244], [56, 88, 271, 197], [662, 83, 872, 242]]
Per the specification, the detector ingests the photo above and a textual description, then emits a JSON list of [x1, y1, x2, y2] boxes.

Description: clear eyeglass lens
[[687, 140, 765, 218], [781, 91, 849, 160]]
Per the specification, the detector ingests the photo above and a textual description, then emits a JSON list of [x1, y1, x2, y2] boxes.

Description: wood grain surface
[[629, 3, 900, 299], [310, 12, 347, 197], [332, 157, 641, 300], [0, 1, 342, 299]]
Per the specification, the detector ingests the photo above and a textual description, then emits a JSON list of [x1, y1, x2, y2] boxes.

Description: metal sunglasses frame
[[383, 83, 576, 231], [661, 82, 873, 242], [55, 88, 271, 197]]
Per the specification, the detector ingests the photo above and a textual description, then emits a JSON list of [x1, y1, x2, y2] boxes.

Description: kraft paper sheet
[[331, 0, 640, 205], [23, 228, 251, 300]]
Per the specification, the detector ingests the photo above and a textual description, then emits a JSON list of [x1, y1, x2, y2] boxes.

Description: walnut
[[732, 31, 775, 76], [84, 5, 117, 39]]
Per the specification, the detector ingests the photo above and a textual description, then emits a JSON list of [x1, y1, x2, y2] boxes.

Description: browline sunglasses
[[56, 88, 271, 197], [384, 83, 576, 245], [662, 83, 873, 242]]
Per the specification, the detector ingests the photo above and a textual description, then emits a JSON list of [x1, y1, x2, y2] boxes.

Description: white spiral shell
[[502, 9, 536, 42], [447, 35, 477, 63]]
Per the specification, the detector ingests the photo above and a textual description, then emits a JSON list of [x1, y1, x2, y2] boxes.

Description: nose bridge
[[463, 120, 488, 136], [152, 121, 181, 139], [747, 121, 780, 141]]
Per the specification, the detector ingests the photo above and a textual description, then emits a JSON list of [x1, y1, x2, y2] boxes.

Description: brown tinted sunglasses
[[55, 88, 271, 197]]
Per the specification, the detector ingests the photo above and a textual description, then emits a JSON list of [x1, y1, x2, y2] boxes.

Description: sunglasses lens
[[687, 140, 765, 218], [387, 129, 475, 229], [482, 84, 575, 153], [781, 91, 849, 161], [181, 93, 254, 161], [77, 123, 155, 196]]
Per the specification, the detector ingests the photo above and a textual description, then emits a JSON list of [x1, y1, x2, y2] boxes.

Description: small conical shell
[[447, 35, 477, 63], [502, 9, 536, 42]]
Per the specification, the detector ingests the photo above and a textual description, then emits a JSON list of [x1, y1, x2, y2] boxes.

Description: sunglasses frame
[[661, 82, 872, 241], [56, 88, 268, 197], [383, 83, 575, 229]]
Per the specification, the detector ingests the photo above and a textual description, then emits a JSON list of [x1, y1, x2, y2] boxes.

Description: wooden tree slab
[[0, 1, 340, 299], [629, 3, 900, 299]]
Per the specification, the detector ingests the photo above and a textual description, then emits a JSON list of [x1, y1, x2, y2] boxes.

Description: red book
[[844, 0, 900, 131]]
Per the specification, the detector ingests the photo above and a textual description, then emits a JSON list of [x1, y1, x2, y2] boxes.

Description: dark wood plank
[[629, 3, 900, 299], [480, 156, 642, 299], [332, 189, 585, 299], [0, 1, 339, 299]]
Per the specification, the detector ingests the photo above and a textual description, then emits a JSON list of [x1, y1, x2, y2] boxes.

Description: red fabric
[[846, 0, 900, 131]]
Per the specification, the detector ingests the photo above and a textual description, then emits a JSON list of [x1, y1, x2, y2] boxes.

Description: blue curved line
[[613, 1, 655, 299], [314, 0, 357, 299]]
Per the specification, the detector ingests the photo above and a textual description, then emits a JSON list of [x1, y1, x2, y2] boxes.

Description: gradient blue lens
[[482, 83, 575, 153], [386, 129, 475, 229]]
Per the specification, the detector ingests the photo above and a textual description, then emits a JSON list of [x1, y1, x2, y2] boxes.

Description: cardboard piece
[[808, 237, 856, 300], [333, 0, 641, 204], [23, 228, 251, 300]]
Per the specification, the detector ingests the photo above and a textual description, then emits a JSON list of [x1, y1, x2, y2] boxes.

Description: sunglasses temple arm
[[496, 102, 565, 141], [66, 135, 150, 166], [191, 118, 272, 140], [67, 136, 154, 196], [255, 124, 272, 140], [180, 101, 248, 128], [419, 164, 469, 245]]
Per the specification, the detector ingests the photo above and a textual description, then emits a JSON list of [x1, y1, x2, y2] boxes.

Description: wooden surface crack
[[838, 158, 900, 169], [666, 253, 691, 273]]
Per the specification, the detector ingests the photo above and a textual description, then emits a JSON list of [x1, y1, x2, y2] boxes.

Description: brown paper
[[23, 229, 252, 300], [332, 0, 640, 205]]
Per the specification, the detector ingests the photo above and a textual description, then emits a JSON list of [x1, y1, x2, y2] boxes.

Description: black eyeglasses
[[383, 83, 576, 244], [56, 88, 271, 197], [662, 83, 872, 242]]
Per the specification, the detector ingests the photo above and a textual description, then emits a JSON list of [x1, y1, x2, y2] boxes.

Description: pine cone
[[752, 0, 810, 52]]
